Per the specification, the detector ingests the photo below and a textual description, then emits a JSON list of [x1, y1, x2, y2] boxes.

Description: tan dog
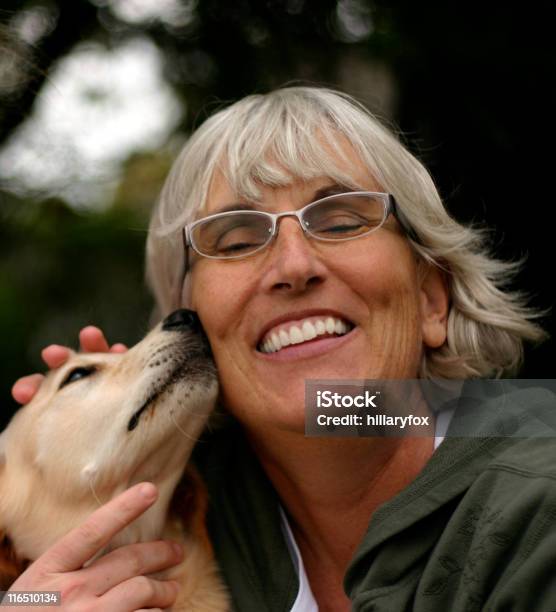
[[0, 309, 229, 611]]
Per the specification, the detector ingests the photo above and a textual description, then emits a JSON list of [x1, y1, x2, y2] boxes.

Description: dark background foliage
[[1, 0, 554, 428]]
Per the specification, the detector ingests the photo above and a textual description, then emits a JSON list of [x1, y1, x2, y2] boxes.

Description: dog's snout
[[162, 309, 201, 332], [161, 308, 213, 360]]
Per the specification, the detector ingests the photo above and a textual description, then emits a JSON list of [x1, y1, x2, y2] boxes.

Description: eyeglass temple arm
[[389, 195, 421, 245], [173, 228, 190, 310]]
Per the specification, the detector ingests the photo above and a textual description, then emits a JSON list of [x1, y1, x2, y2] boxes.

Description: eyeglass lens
[[191, 193, 387, 258]]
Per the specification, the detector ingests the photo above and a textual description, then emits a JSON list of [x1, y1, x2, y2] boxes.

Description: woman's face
[[188, 148, 449, 435]]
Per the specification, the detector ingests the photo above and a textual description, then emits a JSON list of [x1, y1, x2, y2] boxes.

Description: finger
[[79, 326, 110, 353], [11, 373, 45, 404], [101, 577, 179, 612], [85, 540, 183, 595], [40, 483, 158, 573], [110, 343, 128, 354], [41, 344, 72, 369]]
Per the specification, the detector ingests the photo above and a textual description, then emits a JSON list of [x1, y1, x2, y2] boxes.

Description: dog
[[0, 308, 229, 611]]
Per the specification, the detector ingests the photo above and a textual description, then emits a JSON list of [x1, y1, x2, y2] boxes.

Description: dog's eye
[[60, 366, 95, 388]]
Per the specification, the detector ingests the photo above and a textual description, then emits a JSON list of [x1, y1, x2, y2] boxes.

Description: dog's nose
[[162, 309, 201, 332]]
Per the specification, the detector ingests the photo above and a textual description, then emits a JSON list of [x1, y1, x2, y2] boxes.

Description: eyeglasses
[[174, 191, 418, 307], [183, 191, 416, 260]]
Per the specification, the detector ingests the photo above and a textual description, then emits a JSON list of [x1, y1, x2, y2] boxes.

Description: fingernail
[[14, 387, 31, 403], [139, 483, 157, 500], [171, 542, 183, 558]]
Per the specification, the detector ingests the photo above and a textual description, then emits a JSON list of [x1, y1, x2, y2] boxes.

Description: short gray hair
[[146, 86, 548, 379]]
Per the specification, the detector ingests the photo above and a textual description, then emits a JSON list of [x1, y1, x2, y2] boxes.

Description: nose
[[264, 217, 327, 294], [162, 308, 201, 332]]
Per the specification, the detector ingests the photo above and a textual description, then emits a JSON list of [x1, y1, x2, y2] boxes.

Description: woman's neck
[[244, 421, 434, 612], [249, 430, 435, 567]]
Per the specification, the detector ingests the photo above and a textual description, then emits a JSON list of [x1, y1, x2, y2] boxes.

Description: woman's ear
[[418, 261, 450, 349]]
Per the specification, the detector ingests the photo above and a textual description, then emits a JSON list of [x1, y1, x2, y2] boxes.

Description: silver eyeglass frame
[[173, 191, 419, 308]]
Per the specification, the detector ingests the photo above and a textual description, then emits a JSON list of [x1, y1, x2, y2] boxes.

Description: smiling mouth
[[257, 315, 354, 354]]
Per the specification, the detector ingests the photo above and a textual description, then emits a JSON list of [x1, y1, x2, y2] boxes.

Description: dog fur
[[0, 314, 229, 611]]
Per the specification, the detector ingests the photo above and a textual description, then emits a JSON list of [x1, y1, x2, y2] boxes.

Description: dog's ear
[[0, 433, 30, 589], [0, 531, 30, 591], [171, 466, 212, 554]]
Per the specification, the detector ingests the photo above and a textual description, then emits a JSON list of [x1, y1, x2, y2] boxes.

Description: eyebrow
[[213, 203, 260, 214], [212, 183, 356, 214], [313, 183, 355, 200]]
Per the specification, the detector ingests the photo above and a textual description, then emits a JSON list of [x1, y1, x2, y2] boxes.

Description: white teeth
[[290, 326, 304, 344], [302, 321, 317, 341], [279, 329, 291, 347], [260, 316, 352, 353]]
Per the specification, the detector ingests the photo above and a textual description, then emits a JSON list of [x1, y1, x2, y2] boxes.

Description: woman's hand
[[11, 326, 127, 404], [5, 482, 183, 611]]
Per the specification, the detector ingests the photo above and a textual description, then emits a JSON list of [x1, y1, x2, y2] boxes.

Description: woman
[[10, 87, 554, 611]]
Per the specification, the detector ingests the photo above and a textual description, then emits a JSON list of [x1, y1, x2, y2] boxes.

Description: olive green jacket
[[194, 383, 556, 611]]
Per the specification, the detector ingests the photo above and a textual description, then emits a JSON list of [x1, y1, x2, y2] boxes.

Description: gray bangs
[[213, 98, 368, 207], [157, 88, 395, 233]]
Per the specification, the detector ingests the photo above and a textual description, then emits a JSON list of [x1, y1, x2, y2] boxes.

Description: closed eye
[[60, 366, 96, 389]]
